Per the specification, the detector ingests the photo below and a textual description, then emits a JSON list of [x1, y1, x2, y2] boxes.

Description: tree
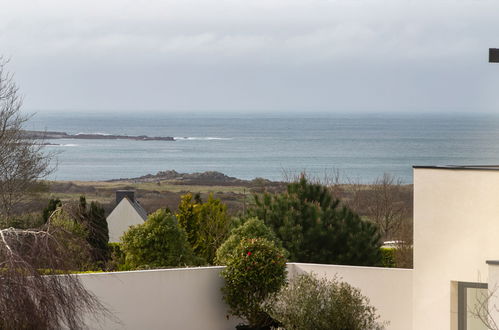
[[0, 58, 53, 220], [195, 194, 232, 264], [221, 238, 287, 328], [80, 197, 110, 267], [44, 197, 110, 269], [176, 193, 200, 249], [215, 217, 283, 265], [48, 201, 93, 270], [42, 198, 62, 223], [177, 193, 231, 264], [250, 176, 381, 266], [0, 223, 110, 329], [120, 209, 202, 269], [364, 173, 410, 241]]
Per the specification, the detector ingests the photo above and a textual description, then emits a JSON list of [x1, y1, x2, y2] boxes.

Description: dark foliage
[[221, 238, 287, 328], [42, 198, 62, 223], [250, 176, 382, 266], [77, 196, 110, 267], [177, 193, 231, 264], [120, 209, 203, 269]]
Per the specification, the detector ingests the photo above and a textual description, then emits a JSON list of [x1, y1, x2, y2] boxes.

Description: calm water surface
[[27, 112, 499, 183]]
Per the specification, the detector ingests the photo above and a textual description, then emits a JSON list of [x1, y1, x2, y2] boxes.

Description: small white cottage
[[106, 190, 147, 243]]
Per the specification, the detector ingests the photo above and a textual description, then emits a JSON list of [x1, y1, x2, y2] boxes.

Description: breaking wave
[[75, 132, 111, 136], [174, 137, 233, 141]]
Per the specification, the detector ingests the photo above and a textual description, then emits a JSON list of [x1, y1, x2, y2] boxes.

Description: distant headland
[[23, 130, 175, 142]]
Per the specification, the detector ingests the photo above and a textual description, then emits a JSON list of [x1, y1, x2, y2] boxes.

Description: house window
[[458, 281, 488, 330]]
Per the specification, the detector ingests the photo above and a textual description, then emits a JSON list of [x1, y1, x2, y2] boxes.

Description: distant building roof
[[114, 190, 147, 220], [107, 191, 148, 243], [127, 198, 147, 220]]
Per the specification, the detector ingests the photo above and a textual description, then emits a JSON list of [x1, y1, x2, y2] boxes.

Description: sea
[[26, 112, 499, 184]]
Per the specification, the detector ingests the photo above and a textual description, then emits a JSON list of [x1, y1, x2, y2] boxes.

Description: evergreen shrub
[[268, 273, 385, 330], [215, 217, 283, 265], [120, 209, 203, 269], [221, 238, 287, 329]]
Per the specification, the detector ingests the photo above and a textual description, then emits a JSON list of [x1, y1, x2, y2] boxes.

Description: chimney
[[116, 190, 136, 205]]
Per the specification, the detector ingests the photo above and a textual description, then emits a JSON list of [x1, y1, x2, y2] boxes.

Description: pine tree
[[250, 176, 381, 266], [78, 196, 109, 268], [86, 201, 109, 266]]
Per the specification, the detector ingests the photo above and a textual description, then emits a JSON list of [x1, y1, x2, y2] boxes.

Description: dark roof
[[124, 197, 148, 220], [413, 165, 499, 171]]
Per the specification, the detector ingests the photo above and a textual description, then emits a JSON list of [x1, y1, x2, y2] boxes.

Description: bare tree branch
[[469, 284, 499, 330], [0, 218, 113, 329], [0, 57, 54, 221]]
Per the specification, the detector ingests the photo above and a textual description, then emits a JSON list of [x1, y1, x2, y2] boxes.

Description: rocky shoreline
[[105, 170, 283, 188], [23, 130, 175, 141]]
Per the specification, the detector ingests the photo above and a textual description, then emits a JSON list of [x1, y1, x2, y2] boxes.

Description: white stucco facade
[[106, 198, 146, 243], [413, 167, 499, 330]]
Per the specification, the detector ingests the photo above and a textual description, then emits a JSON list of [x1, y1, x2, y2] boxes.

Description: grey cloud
[[1, 0, 499, 112]]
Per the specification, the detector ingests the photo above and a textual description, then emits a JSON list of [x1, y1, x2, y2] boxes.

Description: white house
[[106, 190, 148, 243]]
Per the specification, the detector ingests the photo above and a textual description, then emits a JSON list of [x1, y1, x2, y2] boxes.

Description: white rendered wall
[[289, 263, 413, 330], [413, 168, 499, 330], [106, 198, 145, 243], [79, 267, 241, 330], [79, 264, 412, 330]]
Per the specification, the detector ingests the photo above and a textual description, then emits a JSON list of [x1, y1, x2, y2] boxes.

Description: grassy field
[[35, 177, 284, 217], [27, 175, 413, 239]]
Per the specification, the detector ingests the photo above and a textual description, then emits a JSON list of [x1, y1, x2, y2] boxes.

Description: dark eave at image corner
[[413, 165, 499, 171], [489, 48, 499, 63]]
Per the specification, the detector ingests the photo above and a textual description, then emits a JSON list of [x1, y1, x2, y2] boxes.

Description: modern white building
[[106, 190, 147, 243], [413, 165, 499, 330]]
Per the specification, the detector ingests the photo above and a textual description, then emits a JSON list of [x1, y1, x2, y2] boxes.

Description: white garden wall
[[79, 266, 240, 330], [79, 263, 412, 330], [289, 263, 413, 330]]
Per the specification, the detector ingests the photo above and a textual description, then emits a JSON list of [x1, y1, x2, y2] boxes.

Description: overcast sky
[[1, 0, 499, 113]]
